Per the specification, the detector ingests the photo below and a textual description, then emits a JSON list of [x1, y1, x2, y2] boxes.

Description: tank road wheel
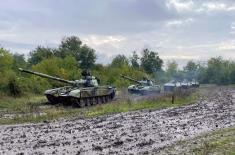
[[71, 98, 80, 107], [110, 91, 115, 99], [92, 97, 96, 105], [86, 98, 93, 106], [89, 98, 94, 106], [101, 96, 105, 103], [84, 98, 88, 106], [46, 95, 58, 104], [80, 99, 86, 108], [105, 96, 109, 103], [95, 97, 99, 104]]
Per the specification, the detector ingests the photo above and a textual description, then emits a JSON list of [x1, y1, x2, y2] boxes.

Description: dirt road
[[0, 87, 234, 154]]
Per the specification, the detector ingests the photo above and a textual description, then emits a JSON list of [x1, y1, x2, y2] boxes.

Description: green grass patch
[[162, 127, 235, 155], [0, 90, 199, 125], [192, 127, 235, 155]]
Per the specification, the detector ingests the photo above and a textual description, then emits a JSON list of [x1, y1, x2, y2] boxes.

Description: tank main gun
[[19, 68, 76, 85], [120, 74, 142, 85]]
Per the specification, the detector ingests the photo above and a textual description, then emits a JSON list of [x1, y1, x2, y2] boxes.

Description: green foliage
[[57, 36, 82, 59], [166, 60, 178, 79], [198, 57, 235, 85], [55, 36, 96, 70], [7, 75, 22, 97], [79, 45, 96, 70], [0, 48, 13, 71], [140, 48, 163, 74], [32, 56, 80, 87], [130, 51, 140, 68], [12, 53, 27, 71], [92, 64, 146, 88], [1, 36, 235, 98], [111, 54, 129, 68], [28, 46, 54, 65], [184, 60, 198, 72]]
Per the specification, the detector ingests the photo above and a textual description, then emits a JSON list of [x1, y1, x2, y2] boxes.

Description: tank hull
[[127, 85, 161, 95], [44, 86, 116, 107]]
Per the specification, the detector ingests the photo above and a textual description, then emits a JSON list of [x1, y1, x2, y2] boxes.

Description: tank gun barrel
[[19, 68, 75, 85], [120, 74, 141, 84]]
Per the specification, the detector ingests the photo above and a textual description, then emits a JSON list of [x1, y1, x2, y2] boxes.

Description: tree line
[[0, 36, 234, 97]]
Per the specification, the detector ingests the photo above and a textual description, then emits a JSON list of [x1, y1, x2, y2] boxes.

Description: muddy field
[[0, 87, 234, 155]]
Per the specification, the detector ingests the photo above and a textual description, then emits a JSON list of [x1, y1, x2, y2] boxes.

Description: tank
[[121, 75, 161, 95], [164, 80, 182, 92], [191, 79, 200, 88], [181, 79, 192, 89], [19, 68, 116, 107]]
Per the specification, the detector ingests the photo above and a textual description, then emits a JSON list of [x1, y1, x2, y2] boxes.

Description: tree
[[184, 60, 199, 80], [130, 51, 139, 68], [140, 48, 163, 74], [56, 36, 96, 70], [0, 48, 13, 71], [12, 53, 27, 71], [184, 60, 198, 72], [111, 54, 129, 68], [78, 45, 96, 70], [166, 60, 178, 79], [56, 36, 82, 59], [28, 46, 54, 65]]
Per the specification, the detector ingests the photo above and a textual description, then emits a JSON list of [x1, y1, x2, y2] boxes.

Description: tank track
[[46, 92, 115, 108]]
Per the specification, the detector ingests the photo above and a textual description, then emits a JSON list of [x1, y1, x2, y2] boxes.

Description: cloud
[[165, 18, 194, 27], [166, 0, 194, 12], [0, 0, 235, 66], [83, 35, 126, 46], [217, 40, 235, 50], [198, 2, 235, 12]]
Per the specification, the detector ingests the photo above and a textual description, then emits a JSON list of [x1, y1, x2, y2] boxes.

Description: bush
[[7, 77, 22, 97]]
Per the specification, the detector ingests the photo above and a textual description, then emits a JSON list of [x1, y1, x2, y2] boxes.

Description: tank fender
[[69, 89, 81, 97], [44, 88, 60, 95]]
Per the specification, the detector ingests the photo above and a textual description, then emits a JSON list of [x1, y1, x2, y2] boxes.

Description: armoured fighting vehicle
[[19, 68, 116, 107], [121, 75, 161, 95], [163, 80, 182, 92], [181, 79, 192, 89], [191, 79, 200, 88]]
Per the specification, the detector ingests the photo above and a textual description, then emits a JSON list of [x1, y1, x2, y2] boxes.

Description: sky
[[0, 0, 235, 67]]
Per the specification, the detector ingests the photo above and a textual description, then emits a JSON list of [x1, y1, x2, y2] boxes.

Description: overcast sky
[[0, 0, 235, 67]]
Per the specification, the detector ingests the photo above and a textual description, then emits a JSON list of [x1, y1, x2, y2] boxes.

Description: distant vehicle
[[164, 80, 182, 92], [121, 75, 161, 95], [191, 79, 200, 88], [19, 68, 116, 107], [181, 79, 192, 89]]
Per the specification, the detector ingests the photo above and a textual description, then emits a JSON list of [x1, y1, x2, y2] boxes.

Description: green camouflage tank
[[19, 68, 116, 107]]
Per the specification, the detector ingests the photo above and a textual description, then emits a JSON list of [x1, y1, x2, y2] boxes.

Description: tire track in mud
[[0, 88, 234, 154]]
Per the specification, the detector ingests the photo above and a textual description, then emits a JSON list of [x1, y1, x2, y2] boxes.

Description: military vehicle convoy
[[164, 79, 200, 92], [19, 67, 199, 108], [19, 68, 116, 107], [121, 75, 161, 95]]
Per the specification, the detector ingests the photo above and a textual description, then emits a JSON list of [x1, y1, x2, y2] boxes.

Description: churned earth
[[0, 87, 234, 155]]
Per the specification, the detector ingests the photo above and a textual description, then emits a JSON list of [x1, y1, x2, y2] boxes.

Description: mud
[[0, 87, 234, 154]]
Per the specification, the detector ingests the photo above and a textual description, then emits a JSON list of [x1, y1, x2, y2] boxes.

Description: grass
[[192, 127, 235, 155], [163, 127, 235, 155], [0, 90, 199, 125]]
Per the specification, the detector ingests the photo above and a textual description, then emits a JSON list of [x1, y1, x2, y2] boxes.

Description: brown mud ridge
[[0, 87, 234, 155]]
